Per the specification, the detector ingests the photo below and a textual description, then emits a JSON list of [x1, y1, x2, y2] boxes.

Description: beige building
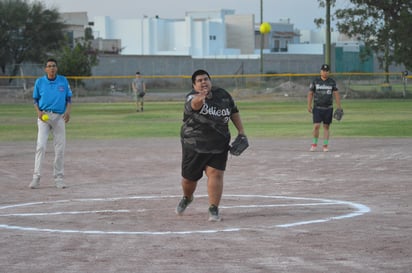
[[60, 12, 88, 45]]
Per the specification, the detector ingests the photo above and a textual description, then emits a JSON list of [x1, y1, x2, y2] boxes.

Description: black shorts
[[181, 147, 228, 181], [313, 107, 333, 125]]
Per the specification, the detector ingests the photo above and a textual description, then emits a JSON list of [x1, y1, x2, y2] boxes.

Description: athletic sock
[[312, 138, 318, 145], [323, 139, 329, 146]]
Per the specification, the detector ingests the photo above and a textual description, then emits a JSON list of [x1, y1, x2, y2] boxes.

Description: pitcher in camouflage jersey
[[176, 69, 246, 221]]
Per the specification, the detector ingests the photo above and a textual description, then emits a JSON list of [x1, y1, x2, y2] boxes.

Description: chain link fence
[[1, 72, 410, 103]]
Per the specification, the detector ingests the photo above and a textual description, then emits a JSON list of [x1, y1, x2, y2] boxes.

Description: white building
[[300, 27, 355, 44], [67, 10, 357, 57], [92, 9, 256, 57], [60, 12, 88, 47], [91, 10, 308, 57]]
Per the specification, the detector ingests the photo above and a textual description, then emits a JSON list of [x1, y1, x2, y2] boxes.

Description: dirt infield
[[0, 138, 411, 273]]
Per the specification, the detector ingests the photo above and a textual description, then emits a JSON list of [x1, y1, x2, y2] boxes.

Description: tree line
[[0, 0, 97, 85], [317, 0, 411, 82]]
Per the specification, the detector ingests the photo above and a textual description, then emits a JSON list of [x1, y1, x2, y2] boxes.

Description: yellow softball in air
[[42, 114, 49, 121], [260, 22, 271, 34]]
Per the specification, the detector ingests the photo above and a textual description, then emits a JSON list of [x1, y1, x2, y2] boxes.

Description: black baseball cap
[[321, 64, 330, 71]]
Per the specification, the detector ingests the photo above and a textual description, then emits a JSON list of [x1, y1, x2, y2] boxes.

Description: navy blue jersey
[[309, 77, 338, 108], [181, 87, 239, 153]]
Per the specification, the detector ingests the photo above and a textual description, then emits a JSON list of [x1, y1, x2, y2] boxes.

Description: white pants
[[33, 113, 66, 180]]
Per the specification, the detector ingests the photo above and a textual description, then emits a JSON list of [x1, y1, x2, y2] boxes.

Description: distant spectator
[[132, 71, 147, 112]]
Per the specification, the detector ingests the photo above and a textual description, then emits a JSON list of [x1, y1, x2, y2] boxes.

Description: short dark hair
[[46, 58, 57, 66], [191, 69, 210, 84], [136, 71, 140, 75]]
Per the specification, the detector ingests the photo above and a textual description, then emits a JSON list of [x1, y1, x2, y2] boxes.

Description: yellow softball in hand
[[42, 114, 49, 121]]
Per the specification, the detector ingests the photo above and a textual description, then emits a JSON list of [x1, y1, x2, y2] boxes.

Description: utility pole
[[260, 0, 264, 73], [325, 0, 331, 66]]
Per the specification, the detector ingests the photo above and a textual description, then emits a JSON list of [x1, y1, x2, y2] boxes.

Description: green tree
[[314, 0, 336, 25], [0, 0, 66, 75], [391, 3, 412, 70], [56, 32, 98, 86], [334, 0, 412, 82]]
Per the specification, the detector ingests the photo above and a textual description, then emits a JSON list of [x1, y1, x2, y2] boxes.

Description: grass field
[[0, 99, 411, 142]]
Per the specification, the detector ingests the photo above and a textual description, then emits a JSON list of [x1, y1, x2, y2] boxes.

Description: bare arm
[[307, 91, 314, 113], [334, 91, 342, 109], [231, 112, 245, 135], [33, 103, 42, 120], [63, 102, 71, 123]]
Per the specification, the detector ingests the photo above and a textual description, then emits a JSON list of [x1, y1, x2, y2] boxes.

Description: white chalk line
[[0, 194, 370, 235]]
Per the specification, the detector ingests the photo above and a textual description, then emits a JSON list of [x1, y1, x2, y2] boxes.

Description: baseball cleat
[[208, 205, 221, 222], [176, 196, 193, 215], [310, 144, 317, 152], [55, 179, 67, 189], [29, 176, 40, 189]]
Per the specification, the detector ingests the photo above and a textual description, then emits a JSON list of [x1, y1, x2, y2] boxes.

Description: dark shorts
[[134, 92, 145, 100], [181, 147, 228, 181], [313, 107, 333, 125]]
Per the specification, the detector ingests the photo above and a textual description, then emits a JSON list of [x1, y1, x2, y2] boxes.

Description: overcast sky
[[34, 0, 351, 30]]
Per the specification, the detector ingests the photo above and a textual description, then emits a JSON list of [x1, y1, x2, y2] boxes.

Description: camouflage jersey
[[309, 77, 338, 108], [181, 87, 239, 154]]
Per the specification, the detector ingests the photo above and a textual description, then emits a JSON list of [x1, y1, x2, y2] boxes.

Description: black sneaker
[[175, 196, 193, 215], [208, 205, 221, 222]]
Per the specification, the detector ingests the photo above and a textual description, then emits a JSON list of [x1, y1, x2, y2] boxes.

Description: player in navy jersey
[[176, 69, 246, 221], [307, 64, 342, 152], [29, 58, 72, 189]]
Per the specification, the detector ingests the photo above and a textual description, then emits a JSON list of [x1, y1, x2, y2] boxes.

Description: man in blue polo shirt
[[29, 58, 72, 189]]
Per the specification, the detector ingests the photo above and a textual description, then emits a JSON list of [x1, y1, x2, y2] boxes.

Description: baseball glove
[[333, 108, 344, 121], [229, 134, 249, 156]]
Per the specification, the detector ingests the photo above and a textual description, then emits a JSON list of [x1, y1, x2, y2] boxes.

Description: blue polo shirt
[[33, 75, 72, 114]]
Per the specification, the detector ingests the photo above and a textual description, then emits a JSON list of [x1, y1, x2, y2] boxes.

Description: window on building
[[65, 31, 74, 49], [274, 40, 280, 52]]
